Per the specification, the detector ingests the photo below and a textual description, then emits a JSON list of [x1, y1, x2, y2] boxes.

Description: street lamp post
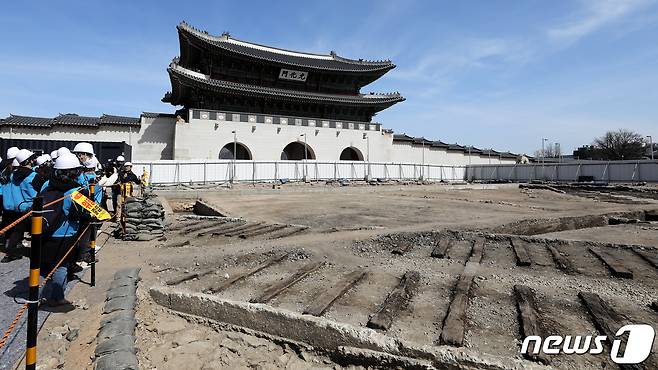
[[541, 138, 548, 180], [421, 138, 425, 180], [231, 130, 237, 183], [647, 135, 654, 160], [300, 134, 308, 182], [363, 133, 371, 181]]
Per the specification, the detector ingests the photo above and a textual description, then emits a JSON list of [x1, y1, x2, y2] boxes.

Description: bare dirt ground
[[21, 182, 658, 369]]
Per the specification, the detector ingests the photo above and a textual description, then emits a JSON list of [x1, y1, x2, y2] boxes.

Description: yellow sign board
[[71, 190, 111, 221]]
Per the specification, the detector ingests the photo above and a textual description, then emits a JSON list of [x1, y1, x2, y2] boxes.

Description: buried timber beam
[[210, 222, 260, 237], [468, 237, 486, 264], [180, 221, 222, 234], [513, 285, 549, 364], [546, 244, 576, 274], [576, 291, 646, 370], [510, 238, 532, 267], [251, 261, 325, 303], [239, 224, 288, 239], [391, 242, 413, 256], [589, 248, 633, 279], [431, 238, 451, 258], [166, 269, 214, 286], [196, 222, 246, 237], [268, 226, 308, 239], [207, 253, 290, 293], [224, 223, 269, 237], [632, 248, 658, 270], [215, 222, 264, 237], [367, 271, 421, 330], [303, 271, 368, 317], [440, 262, 479, 347]]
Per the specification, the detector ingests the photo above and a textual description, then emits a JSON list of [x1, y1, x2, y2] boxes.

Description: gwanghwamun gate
[[0, 22, 521, 184]]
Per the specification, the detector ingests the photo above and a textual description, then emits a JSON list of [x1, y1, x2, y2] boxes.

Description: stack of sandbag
[[122, 193, 165, 241]]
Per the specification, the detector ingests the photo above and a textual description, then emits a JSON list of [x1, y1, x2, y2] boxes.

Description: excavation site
[[16, 182, 654, 370]]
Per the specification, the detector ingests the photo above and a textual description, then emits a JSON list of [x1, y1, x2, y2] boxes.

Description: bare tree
[[593, 129, 645, 160], [534, 142, 561, 159]]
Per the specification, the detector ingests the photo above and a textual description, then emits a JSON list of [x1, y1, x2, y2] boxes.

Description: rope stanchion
[[25, 197, 43, 370], [90, 185, 96, 287], [0, 224, 90, 353]]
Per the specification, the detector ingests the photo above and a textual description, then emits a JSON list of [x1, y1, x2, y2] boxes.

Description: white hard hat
[[43, 154, 52, 161], [124, 162, 133, 167], [84, 156, 99, 169], [116, 155, 125, 162], [58, 147, 71, 155], [53, 153, 82, 170], [6, 147, 20, 159], [16, 149, 35, 164], [50, 150, 59, 159], [36, 155, 50, 166], [73, 142, 94, 155]]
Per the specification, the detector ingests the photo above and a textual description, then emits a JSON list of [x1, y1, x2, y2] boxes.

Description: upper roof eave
[[177, 22, 396, 73], [166, 63, 405, 106]]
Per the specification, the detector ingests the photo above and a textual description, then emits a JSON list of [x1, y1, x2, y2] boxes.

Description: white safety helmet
[[50, 150, 59, 159], [6, 147, 20, 160], [116, 155, 125, 162], [43, 154, 52, 161], [84, 156, 99, 169], [58, 147, 71, 155], [15, 149, 35, 164], [54, 153, 82, 170], [73, 142, 95, 155], [124, 162, 132, 167], [36, 155, 50, 166]]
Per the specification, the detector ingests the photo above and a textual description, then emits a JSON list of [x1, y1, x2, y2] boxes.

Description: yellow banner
[[71, 190, 111, 221]]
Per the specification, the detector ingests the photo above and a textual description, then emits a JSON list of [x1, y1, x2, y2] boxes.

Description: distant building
[[1, 22, 519, 165]]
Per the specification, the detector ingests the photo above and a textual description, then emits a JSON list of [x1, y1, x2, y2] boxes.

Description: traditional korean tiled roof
[[0, 114, 54, 128], [392, 134, 518, 158], [177, 22, 395, 73], [141, 112, 177, 119], [164, 62, 405, 107], [0, 113, 141, 128]]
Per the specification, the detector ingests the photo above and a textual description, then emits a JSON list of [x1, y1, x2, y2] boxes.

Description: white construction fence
[[467, 160, 658, 183], [131, 160, 468, 185]]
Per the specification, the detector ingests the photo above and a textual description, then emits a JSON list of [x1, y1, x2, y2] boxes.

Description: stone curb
[[94, 267, 140, 370]]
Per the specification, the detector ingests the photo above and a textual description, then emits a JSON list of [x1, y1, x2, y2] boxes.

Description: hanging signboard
[[279, 69, 307, 82]]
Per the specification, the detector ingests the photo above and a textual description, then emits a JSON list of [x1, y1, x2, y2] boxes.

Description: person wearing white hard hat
[[39, 153, 89, 306], [1, 147, 20, 183], [110, 155, 126, 213], [1, 149, 41, 263], [118, 161, 141, 198], [35, 154, 54, 181], [72, 142, 95, 164]]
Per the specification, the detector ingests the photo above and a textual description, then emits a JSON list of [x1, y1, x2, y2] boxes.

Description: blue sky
[[1, 0, 657, 155]]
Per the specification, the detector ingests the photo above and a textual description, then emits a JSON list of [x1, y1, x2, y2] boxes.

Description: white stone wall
[[2, 109, 517, 165], [174, 114, 390, 161], [0, 116, 176, 161]]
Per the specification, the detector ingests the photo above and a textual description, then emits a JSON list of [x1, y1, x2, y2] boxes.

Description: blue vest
[[2, 170, 37, 212]]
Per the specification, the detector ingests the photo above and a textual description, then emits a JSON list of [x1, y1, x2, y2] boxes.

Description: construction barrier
[[130, 160, 469, 185], [466, 160, 658, 183]]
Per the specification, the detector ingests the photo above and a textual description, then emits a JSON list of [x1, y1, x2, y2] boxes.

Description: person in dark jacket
[[119, 162, 141, 199], [111, 156, 125, 213], [39, 153, 90, 306], [1, 149, 39, 263]]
